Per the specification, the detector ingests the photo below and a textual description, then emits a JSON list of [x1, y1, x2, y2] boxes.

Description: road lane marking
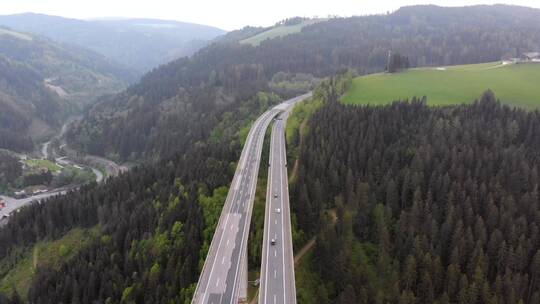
[[229, 113, 276, 304], [216, 278, 220, 287], [274, 269, 277, 278], [222, 256, 225, 264], [279, 126, 287, 304]]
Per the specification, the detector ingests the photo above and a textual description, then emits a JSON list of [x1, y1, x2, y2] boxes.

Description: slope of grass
[[342, 62, 540, 109], [0, 226, 100, 298], [0, 28, 32, 41], [241, 19, 324, 46]]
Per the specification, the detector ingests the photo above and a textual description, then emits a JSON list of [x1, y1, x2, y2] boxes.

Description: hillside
[[289, 88, 540, 303], [240, 17, 325, 46], [0, 13, 226, 73], [68, 4, 540, 162], [0, 26, 130, 150], [2, 4, 540, 303], [342, 62, 540, 108]]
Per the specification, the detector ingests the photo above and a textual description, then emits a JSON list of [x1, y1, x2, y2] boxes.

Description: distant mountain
[[0, 13, 226, 73], [0, 26, 131, 150], [68, 4, 540, 161]]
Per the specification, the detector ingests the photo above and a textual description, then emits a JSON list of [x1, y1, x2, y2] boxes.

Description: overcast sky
[[1, 0, 540, 30]]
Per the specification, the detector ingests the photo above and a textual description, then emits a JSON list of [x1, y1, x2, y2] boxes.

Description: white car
[[271, 238, 276, 245], [274, 193, 278, 198], [275, 208, 281, 213]]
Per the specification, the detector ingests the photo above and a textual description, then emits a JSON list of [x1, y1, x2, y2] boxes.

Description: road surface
[[192, 107, 279, 304], [42, 118, 126, 179], [192, 93, 311, 304], [259, 106, 297, 304], [0, 190, 68, 227]]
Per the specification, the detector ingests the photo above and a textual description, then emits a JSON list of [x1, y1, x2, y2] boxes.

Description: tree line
[[292, 91, 540, 303]]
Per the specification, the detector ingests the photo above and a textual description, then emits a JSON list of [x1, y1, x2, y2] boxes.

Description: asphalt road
[[0, 190, 68, 227], [259, 107, 298, 304], [192, 108, 280, 304], [192, 93, 311, 304]]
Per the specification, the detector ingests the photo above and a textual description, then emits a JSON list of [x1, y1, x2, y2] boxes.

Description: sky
[[1, 0, 540, 30]]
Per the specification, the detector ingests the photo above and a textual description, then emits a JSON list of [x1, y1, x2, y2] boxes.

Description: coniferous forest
[[0, 94, 273, 303], [292, 91, 540, 303]]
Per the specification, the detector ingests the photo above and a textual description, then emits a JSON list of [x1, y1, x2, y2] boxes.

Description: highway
[[259, 105, 297, 304], [192, 93, 310, 304], [192, 107, 280, 304]]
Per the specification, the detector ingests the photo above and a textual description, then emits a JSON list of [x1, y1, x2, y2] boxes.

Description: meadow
[[342, 62, 540, 109], [240, 19, 324, 46]]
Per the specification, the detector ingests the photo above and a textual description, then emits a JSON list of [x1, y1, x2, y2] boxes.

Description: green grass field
[[241, 19, 325, 46], [25, 159, 62, 173], [342, 62, 540, 109]]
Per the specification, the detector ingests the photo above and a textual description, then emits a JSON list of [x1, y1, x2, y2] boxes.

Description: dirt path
[[294, 237, 316, 265], [288, 119, 308, 182]]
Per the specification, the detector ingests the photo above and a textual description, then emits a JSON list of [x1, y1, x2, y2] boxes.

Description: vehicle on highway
[[274, 193, 278, 198], [271, 238, 276, 245], [276, 208, 280, 213]]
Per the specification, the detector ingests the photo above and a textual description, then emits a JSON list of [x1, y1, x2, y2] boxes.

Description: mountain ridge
[[0, 13, 227, 73]]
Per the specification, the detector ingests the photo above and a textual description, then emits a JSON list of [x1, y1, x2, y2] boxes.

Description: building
[[14, 190, 27, 199], [522, 52, 540, 62]]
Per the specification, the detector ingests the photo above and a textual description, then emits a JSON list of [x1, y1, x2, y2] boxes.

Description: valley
[[1, 3, 540, 304], [0, 118, 126, 227]]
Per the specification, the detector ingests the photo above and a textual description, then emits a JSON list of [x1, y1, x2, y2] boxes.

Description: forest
[[0, 152, 22, 192], [67, 4, 540, 162], [0, 27, 130, 151], [2, 4, 540, 303], [291, 90, 540, 303], [0, 89, 276, 303]]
